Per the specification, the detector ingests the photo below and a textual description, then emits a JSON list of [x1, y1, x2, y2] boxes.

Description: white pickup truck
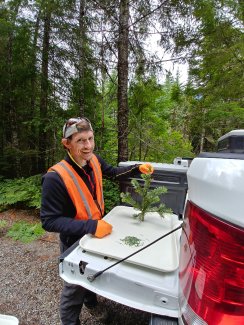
[[59, 130, 244, 325]]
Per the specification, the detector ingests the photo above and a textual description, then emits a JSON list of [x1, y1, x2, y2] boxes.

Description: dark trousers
[[60, 241, 98, 325]]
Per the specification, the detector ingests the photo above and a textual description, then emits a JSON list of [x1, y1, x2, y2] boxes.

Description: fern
[[0, 220, 7, 229], [0, 174, 42, 210], [121, 174, 171, 221], [7, 221, 45, 243]]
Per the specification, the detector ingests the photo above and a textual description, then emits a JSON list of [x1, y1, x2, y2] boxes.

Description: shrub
[[7, 221, 45, 243], [103, 178, 120, 214], [0, 174, 42, 210]]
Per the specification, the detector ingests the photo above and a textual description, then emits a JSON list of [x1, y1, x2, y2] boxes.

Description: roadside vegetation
[[6, 221, 45, 243], [0, 217, 45, 243], [0, 1, 243, 218], [0, 175, 120, 215]]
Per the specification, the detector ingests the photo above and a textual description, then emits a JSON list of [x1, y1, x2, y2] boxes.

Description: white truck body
[[59, 167, 184, 318], [187, 156, 244, 227], [178, 153, 244, 325], [59, 130, 244, 324]]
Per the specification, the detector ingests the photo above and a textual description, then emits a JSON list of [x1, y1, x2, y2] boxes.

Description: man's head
[[62, 117, 95, 164], [62, 117, 93, 139]]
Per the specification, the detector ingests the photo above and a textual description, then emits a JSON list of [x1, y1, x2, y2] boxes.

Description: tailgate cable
[[87, 222, 183, 282]]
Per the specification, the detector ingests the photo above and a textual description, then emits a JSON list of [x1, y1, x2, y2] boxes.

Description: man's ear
[[61, 138, 70, 150]]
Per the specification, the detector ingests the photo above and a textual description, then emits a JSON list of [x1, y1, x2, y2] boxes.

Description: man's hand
[[139, 163, 154, 174], [94, 219, 112, 238]]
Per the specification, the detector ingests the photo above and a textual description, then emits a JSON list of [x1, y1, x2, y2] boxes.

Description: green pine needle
[[121, 174, 171, 221]]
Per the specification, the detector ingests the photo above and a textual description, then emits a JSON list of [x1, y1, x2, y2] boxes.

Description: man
[[40, 117, 153, 325]]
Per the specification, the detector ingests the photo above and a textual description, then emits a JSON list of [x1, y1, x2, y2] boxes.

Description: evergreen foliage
[[0, 220, 7, 229], [128, 76, 194, 162], [121, 174, 172, 221], [7, 221, 45, 243], [103, 179, 120, 214], [184, 0, 244, 152], [0, 175, 42, 210], [0, 0, 243, 200], [0, 174, 120, 213]]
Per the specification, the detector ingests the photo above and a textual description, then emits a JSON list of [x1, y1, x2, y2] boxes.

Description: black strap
[[87, 223, 183, 282]]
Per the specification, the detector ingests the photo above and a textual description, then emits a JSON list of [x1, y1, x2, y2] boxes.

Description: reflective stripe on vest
[[90, 156, 104, 213], [49, 156, 104, 220], [59, 161, 92, 218]]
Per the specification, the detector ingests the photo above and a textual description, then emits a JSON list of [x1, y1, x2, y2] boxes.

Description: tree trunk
[[78, 0, 85, 117], [139, 111, 143, 160], [199, 126, 205, 152], [6, 2, 21, 177], [29, 12, 40, 175], [199, 107, 206, 152], [117, 0, 129, 162], [38, 9, 51, 173]]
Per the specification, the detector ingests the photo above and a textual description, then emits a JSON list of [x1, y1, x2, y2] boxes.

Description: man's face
[[65, 130, 95, 163]]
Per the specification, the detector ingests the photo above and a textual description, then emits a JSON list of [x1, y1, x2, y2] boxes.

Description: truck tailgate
[[59, 207, 182, 318]]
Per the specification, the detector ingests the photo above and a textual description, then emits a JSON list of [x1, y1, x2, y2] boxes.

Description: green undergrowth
[[5, 221, 45, 243], [0, 220, 7, 229], [0, 175, 120, 213], [0, 174, 42, 211]]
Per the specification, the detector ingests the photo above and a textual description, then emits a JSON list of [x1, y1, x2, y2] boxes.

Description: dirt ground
[[0, 209, 150, 325]]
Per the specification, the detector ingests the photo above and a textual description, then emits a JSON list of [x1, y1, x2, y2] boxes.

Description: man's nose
[[84, 139, 92, 148]]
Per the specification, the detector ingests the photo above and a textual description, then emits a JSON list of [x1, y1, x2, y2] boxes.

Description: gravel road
[[0, 210, 150, 325]]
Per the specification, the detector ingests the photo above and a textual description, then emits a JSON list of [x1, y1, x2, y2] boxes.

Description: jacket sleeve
[[96, 155, 140, 180], [40, 171, 97, 238]]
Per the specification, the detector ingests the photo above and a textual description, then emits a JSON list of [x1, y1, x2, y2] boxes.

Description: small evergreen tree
[[120, 174, 171, 221]]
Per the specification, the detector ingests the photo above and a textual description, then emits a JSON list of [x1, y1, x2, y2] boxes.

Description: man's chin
[[82, 153, 93, 161]]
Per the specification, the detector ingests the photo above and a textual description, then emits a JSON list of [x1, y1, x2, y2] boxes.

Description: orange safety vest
[[48, 155, 104, 220]]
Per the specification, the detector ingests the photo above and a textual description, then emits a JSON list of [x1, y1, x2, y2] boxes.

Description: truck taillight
[[179, 201, 244, 325]]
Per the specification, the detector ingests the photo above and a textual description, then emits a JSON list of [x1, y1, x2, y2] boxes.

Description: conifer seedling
[[120, 174, 172, 222]]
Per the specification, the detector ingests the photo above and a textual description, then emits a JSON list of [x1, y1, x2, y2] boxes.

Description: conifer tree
[[121, 174, 171, 221]]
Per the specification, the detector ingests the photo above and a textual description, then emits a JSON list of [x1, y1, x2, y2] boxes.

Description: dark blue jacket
[[40, 154, 139, 247]]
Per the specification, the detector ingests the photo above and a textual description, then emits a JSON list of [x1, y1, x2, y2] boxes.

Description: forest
[[0, 0, 243, 209]]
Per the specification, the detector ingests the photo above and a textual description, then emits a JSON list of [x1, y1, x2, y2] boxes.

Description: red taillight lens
[[179, 201, 244, 325]]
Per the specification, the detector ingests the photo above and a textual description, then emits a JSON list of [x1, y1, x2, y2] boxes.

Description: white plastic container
[[79, 206, 181, 272], [0, 315, 19, 325]]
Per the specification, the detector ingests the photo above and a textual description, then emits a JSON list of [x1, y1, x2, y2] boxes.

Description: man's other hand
[[139, 163, 154, 174], [94, 220, 112, 238]]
